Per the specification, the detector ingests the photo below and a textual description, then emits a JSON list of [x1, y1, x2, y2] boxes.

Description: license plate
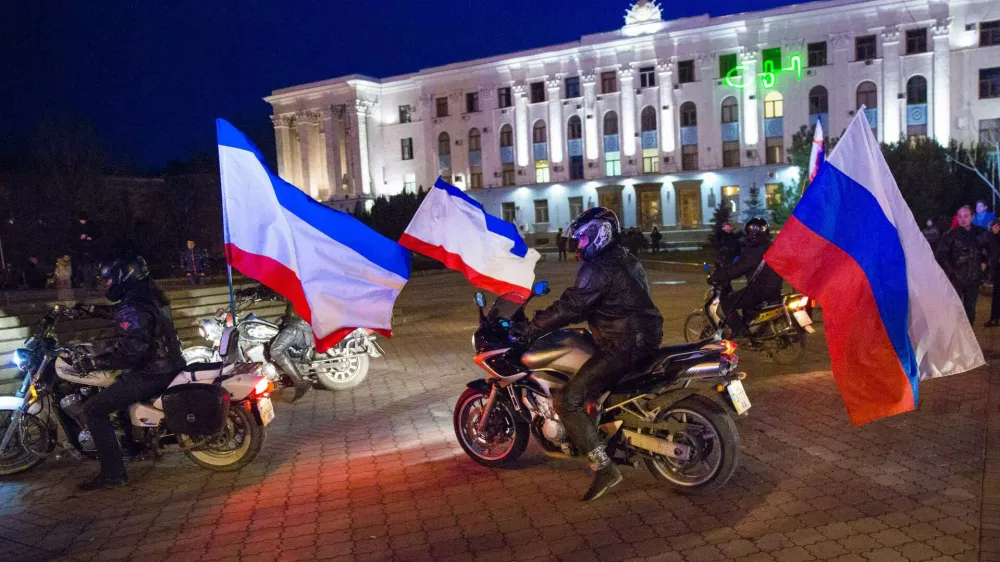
[[258, 397, 275, 426], [793, 309, 813, 328], [726, 380, 752, 415]]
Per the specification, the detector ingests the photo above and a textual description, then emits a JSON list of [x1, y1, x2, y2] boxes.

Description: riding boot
[[582, 445, 622, 501], [273, 356, 310, 403]]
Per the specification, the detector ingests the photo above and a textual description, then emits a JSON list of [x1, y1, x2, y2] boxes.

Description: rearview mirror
[[702, 262, 710, 272], [474, 292, 486, 308], [533, 281, 550, 296]]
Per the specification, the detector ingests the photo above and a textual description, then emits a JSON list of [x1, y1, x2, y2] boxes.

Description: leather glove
[[72, 354, 96, 374], [706, 275, 716, 285]]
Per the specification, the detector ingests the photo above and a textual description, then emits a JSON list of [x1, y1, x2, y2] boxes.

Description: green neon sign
[[724, 54, 802, 90]]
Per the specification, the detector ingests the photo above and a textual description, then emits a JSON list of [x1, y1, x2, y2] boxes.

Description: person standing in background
[[556, 228, 567, 262], [937, 206, 991, 323], [181, 240, 208, 285], [973, 200, 996, 229], [986, 219, 1000, 327], [70, 211, 99, 290], [650, 227, 662, 254]]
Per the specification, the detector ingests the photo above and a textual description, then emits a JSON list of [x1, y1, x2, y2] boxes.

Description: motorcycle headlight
[[12, 348, 29, 369], [199, 325, 208, 338], [471, 334, 476, 351]]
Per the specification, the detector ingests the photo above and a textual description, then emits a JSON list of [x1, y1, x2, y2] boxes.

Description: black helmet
[[744, 217, 771, 245], [569, 207, 620, 260], [100, 255, 150, 302]]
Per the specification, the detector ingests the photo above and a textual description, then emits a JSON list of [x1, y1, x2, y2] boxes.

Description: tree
[[706, 199, 732, 249], [742, 183, 765, 222], [31, 118, 106, 222], [769, 183, 801, 227]]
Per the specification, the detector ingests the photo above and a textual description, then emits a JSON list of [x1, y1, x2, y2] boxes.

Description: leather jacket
[[92, 281, 185, 377], [528, 244, 663, 355], [936, 225, 990, 288], [711, 237, 784, 301]]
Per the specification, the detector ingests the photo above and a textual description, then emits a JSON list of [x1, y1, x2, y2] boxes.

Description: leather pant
[[270, 320, 312, 388]]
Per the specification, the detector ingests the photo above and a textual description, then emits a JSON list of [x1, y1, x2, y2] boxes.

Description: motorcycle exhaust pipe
[[679, 362, 722, 380]]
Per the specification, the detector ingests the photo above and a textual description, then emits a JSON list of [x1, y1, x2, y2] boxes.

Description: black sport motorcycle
[[453, 281, 750, 494]]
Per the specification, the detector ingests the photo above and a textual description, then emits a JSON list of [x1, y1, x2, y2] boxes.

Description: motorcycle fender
[[0, 396, 42, 415], [466, 379, 491, 394], [646, 389, 699, 412]]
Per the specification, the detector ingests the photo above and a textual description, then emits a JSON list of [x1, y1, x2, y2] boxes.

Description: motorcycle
[[0, 305, 274, 476], [182, 289, 383, 391], [453, 281, 749, 494], [683, 263, 814, 365]]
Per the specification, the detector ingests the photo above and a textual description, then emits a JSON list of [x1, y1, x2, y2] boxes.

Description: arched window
[[906, 76, 927, 104], [856, 81, 877, 109], [438, 132, 450, 155], [532, 120, 547, 143], [499, 124, 513, 147], [567, 115, 582, 139], [720, 97, 739, 124], [468, 128, 481, 152], [763, 91, 783, 118], [603, 111, 619, 135], [809, 86, 829, 114], [679, 102, 697, 127], [640, 106, 657, 131]]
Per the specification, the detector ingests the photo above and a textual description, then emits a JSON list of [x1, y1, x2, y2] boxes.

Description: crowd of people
[[555, 226, 663, 261]]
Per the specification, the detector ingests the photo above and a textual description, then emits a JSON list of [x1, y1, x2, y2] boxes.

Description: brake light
[[787, 296, 810, 310], [253, 378, 274, 397], [721, 340, 738, 358]]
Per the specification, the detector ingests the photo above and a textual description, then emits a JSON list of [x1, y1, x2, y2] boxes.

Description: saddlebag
[[160, 384, 230, 436]]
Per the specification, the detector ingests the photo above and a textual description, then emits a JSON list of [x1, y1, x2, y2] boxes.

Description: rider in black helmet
[[73, 255, 185, 492], [519, 207, 664, 501], [709, 217, 784, 335]]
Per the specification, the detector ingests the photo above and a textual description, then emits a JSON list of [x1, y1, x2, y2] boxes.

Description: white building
[[265, 0, 1000, 241]]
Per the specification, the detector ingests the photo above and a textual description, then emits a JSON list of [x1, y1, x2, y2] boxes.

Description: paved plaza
[[1, 261, 998, 562]]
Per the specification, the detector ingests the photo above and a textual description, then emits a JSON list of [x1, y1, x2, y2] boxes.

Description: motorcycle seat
[[621, 340, 710, 381]]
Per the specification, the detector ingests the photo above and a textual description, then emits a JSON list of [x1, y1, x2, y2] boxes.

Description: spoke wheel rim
[[457, 394, 516, 461], [646, 408, 723, 487]]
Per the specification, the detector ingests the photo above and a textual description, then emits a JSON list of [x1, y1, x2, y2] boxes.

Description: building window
[[680, 102, 697, 127], [857, 81, 878, 108], [468, 128, 482, 151], [906, 76, 928, 138], [722, 186, 740, 216], [762, 47, 781, 72], [498, 87, 512, 108], [639, 66, 656, 88], [465, 92, 480, 113], [502, 162, 515, 186], [722, 141, 740, 168], [856, 35, 877, 61], [809, 86, 829, 114], [642, 155, 658, 174], [764, 91, 783, 118], [535, 160, 550, 183], [721, 97, 739, 124], [765, 184, 782, 208], [640, 106, 657, 132], [569, 196, 584, 219], [530, 82, 545, 103], [470, 169, 483, 189], [565, 76, 581, 98], [907, 75, 927, 103], [678, 60, 695, 83], [605, 153, 621, 176], [567, 115, 582, 140], [603, 112, 619, 135], [981, 67, 1000, 99], [400, 138, 413, 160], [499, 124, 513, 148], [532, 121, 547, 144], [681, 144, 698, 171], [403, 173, 416, 194], [765, 137, 784, 165], [502, 202, 516, 223], [436, 97, 449, 118], [534, 199, 549, 224], [980, 20, 1000, 47], [808, 42, 827, 67], [601, 71, 618, 94], [906, 28, 927, 54], [570, 156, 584, 179], [398, 105, 412, 124], [719, 53, 738, 79], [438, 132, 450, 155], [980, 118, 1000, 143]]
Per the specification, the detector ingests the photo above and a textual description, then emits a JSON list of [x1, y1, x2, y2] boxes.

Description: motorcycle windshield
[[486, 293, 528, 324]]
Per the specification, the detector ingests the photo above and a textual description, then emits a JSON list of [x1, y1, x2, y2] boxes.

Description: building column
[[295, 111, 318, 197], [270, 114, 294, 181], [547, 78, 563, 163], [583, 73, 598, 161], [513, 83, 529, 169], [657, 61, 676, 153], [740, 52, 759, 147], [931, 20, 951, 144], [353, 100, 375, 197], [620, 68, 636, 157], [881, 28, 902, 143], [321, 105, 345, 197]]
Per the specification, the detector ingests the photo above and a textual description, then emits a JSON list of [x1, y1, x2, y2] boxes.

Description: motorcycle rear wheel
[[454, 387, 528, 468], [181, 405, 265, 471], [770, 333, 806, 365], [0, 411, 52, 476], [683, 311, 713, 343], [314, 354, 370, 391]]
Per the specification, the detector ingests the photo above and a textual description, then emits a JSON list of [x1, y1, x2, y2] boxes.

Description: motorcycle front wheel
[[313, 354, 370, 391], [181, 405, 265, 471], [453, 387, 528, 468], [0, 410, 52, 476], [683, 311, 713, 343]]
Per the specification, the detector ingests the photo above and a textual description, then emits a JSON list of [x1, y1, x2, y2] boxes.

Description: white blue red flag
[[216, 119, 410, 351], [400, 177, 540, 296], [765, 112, 984, 425], [808, 118, 824, 184]]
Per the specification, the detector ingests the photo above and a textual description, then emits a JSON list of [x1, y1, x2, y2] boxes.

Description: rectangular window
[[534, 199, 549, 224], [398, 105, 412, 124], [403, 173, 416, 194], [502, 202, 516, 223], [565, 76, 581, 98], [643, 155, 659, 174], [436, 97, 449, 118], [722, 141, 740, 168], [570, 156, 584, 180], [639, 66, 656, 88], [530, 82, 545, 103], [498, 87, 512, 108], [762, 48, 781, 73], [678, 60, 695, 84], [722, 186, 740, 216], [980, 118, 1000, 143], [765, 137, 784, 165], [568, 196, 584, 219], [535, 160, 550, 183], [981, 20, 1000, 47], [906, 28, 927, 54], [719, 53, 738, 79], [980, 67, 1000, 99], [470, 168, 483, 189], [856, 35, 877, 61], [400, 138, 413, 161], [601, 71, 618, 94], [501, 163, 515, 186], [567, 118, 582, 140], [605, 153, 621, 177], [681, 145, 698, 171], [765, 183, 782, 208], [465, 92, 480, 113], [807, 42, 827, 67], [500, 126, 514, 147]]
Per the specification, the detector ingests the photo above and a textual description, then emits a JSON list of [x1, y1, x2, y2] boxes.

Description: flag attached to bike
[[765, 112, 984, 426], [400, 177, 540, 296], [216, 119, 410, 351]]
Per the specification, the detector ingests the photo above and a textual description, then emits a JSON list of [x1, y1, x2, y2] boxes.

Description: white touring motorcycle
[[0, 306, 274, 476]]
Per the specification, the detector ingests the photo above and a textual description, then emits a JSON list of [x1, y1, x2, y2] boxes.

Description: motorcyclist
[[709, 217, 784, 336], [518, 207, 664, 501], [269, 300, 313, 402], [73, 255, 185, 492]]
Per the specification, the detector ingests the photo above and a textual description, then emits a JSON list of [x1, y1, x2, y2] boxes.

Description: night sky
[[7, 0, 803, 171]]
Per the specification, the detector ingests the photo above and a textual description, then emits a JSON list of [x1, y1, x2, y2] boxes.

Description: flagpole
[[216, 126, 238, 326]]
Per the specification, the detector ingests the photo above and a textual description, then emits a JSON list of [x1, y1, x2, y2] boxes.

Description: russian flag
[[765, 112, 984, 426], [808, 118, 824, 184], [216, 119, 410, 352], [400, 177, 540, 296]]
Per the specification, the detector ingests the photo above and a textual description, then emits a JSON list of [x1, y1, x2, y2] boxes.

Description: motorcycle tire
[[643, 394, 740, 495], [770, 333, 807, 365], [683, 310, 712, 343], [453, 387, 529, 469], [314, 354, 370, 391], [0, 411, 52, 476], [181, 405, 265, 472]]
